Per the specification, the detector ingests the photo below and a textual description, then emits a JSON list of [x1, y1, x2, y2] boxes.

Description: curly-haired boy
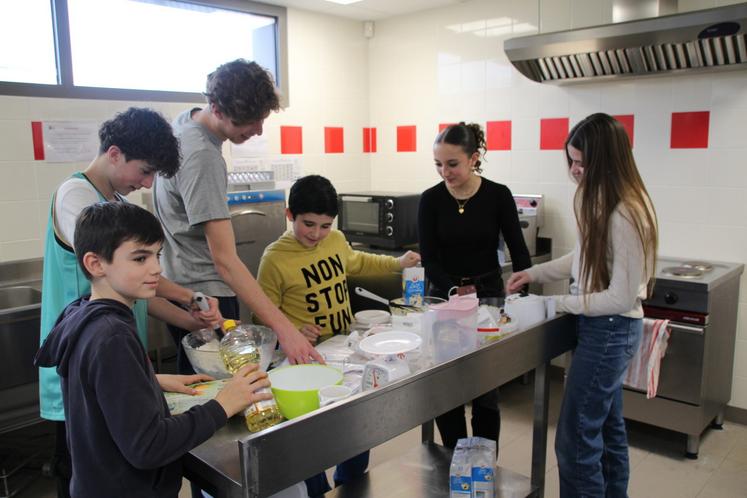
[[39, 107, 223, 498]]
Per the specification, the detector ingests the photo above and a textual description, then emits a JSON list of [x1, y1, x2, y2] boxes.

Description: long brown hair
[[566, 113, 658, 295]]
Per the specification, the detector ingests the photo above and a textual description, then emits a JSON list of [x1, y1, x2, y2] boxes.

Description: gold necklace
[[450, 177, 480, 214], [456, 197, 470, 214]]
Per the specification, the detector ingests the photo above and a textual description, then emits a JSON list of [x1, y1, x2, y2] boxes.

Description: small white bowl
[[354, 309, 391, 326]]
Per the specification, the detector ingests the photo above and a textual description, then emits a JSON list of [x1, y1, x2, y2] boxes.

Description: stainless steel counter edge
[[185, 313, 576, 498]]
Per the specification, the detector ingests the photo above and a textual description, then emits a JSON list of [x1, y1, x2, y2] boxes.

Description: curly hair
[[204, 59, 281, 125], [434, 122, 487, 173], [98, 107, 180, 178]]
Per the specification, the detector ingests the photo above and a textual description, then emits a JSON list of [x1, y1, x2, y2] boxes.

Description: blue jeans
[[555, 315, 642, 498]]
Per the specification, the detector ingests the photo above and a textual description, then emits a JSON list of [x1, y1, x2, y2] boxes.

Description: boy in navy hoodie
[[35, 202, 271, 498]]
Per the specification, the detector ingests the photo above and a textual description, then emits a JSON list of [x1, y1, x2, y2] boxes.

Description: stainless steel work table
[[184, 313, 576, 498]]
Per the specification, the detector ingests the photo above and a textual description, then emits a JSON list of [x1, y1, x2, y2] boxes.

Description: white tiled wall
[[367, 0, 747, 408]]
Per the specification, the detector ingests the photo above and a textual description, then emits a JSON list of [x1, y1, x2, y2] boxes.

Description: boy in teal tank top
[[39, 108, 223, 498]]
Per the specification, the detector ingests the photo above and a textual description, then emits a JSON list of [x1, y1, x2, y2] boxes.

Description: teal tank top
[[39, 172, 149, 421]]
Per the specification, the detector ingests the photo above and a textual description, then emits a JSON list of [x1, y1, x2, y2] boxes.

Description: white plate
[[358, 330, 422, 356], [354, 309, 391, 326]]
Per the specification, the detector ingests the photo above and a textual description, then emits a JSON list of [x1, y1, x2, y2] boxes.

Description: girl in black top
[[417, 122, 532, 449]]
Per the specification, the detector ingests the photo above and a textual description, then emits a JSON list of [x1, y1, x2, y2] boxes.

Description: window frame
[[0, 0, 289, 106]]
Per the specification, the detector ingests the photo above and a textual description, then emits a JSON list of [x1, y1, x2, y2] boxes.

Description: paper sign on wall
[[266, 158, 302, 189], [230, 135, 269, 158], [42, 121, 99, 162]]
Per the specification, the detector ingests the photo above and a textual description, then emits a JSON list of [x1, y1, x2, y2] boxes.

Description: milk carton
[[402, 265, 425, 306], [449, 440, 472, 498], [470, 437, 496, 498], [448, 437, 497, 498]]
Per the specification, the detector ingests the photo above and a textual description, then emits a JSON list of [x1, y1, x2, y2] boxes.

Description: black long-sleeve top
[[417, 178, 532, 293]]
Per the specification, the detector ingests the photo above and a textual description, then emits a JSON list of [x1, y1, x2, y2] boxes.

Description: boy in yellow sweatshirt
[[256, 174, 420, 495], [257, 175, 420, 341]]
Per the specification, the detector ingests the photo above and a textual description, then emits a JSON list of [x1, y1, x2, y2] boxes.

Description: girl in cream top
[[506, 113, 658, 498], [524, 204, 652, 319]]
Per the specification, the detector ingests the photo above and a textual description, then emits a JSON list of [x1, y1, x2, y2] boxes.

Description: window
[[0, 0, 288, 104], [0, 0, 57, 84]]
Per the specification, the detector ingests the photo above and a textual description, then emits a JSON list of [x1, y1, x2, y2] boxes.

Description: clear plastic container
[[476, 305, 518, 346], [219, 320, 283, 432], [424, 294, 479, 363]]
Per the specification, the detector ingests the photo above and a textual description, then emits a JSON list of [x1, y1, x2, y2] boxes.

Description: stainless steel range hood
[[504, 3, 747, 83]]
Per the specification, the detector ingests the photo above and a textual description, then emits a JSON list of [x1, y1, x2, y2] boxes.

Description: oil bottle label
[[251, 387, 279, 412]]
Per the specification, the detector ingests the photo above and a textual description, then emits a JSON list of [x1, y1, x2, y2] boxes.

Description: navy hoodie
[[35, 297, 227, 498]]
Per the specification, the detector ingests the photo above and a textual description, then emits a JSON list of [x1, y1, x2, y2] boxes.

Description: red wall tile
[[540, 118, 569, 150], [439, 122, 456, 132], [486, 120, 511, 151], [612, 115, 635, 148], [363, 128, 370, 153], [280, 126, 303, 154], [397, 125, 417, 152], [363, 127, 377, 153], [31, 121, 45, 160], [671, 111, 709, 149], [324, 127, 344, 154]]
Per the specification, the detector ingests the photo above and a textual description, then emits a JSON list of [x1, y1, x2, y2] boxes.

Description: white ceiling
[[259, 0, 468, 21]]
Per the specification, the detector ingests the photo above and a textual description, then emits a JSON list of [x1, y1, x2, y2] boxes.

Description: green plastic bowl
[[268, 365, 343, 419]]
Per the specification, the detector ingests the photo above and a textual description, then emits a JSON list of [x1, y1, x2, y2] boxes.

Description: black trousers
[[435, 388, 501, 450], [430, 274, 503, 451], [53, 421, 72, 498]]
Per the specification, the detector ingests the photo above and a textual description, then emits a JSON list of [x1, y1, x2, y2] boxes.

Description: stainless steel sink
[[0, 286, 41, 313], [0, 260, 44, 434], [0, 285, 42, 430]]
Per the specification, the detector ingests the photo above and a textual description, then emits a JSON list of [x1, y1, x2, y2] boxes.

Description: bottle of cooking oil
[[219, 320, 283, 432]]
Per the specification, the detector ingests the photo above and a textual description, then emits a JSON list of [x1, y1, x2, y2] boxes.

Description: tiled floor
[[363, 378, 747, 498], [6, 377, 747, 497]]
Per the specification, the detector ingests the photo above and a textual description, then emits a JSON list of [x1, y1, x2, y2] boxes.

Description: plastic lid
[[223, 319, 238, 331], [430, 293, 479, 312]]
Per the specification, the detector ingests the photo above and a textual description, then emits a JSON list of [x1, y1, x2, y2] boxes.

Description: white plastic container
[[354, 309, 391, 327], [503, 293, 554, 330]]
